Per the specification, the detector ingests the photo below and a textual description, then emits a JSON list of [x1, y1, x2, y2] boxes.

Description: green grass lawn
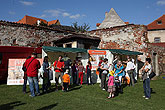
[[0, 77, 165, 110]]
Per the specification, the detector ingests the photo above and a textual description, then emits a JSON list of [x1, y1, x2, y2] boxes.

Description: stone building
[[89, 8, 148, 55], [147, 15, 165, 43], [147, 15, 165, 75], [89, 8, 165, 75], [54, 34, 100, 49], [0, 20, 100, 82], [97, 8, 126, 29]]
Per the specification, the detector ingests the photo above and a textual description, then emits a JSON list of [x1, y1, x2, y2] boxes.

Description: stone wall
[[148, 44, 165, 74], [89, 24, 148, 53], [89, 24, 165, 74], [0, 21, 67, 47]]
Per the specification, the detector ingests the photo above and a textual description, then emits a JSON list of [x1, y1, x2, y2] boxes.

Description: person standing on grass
[[22, 56, 31, 94], [114, 60, 124, 94], [72, 61, 77, 85], [86, 61, 93, 85], [142, 58, 152, 100], [78, 62, 84, 85], [62, 69, 70, 92], [41, 56, 50, 93], [125, 58, 135, 87], [107, 70, 115, 99], [98, 56, 104, 80], [24, 53, 41, 97], [54, 55, 65, 91], [100, 58, 110, 90]]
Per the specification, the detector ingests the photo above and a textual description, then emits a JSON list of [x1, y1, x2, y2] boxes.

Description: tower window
[[157, 21, 162, 24]]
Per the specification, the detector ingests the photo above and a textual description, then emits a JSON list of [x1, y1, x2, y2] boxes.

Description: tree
[[71, 22, 90, 33], [40, 21, 48, 26]]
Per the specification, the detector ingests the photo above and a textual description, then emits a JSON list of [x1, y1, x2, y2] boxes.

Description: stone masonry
[[0, 21, 69, 47], [89, 24, 165, 74], [89, 24, 148, 53]]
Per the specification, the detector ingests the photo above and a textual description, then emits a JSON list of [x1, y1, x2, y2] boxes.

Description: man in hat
[[24, 52, 41, 97]]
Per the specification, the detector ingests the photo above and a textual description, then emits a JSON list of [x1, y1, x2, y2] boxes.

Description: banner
[[7, 58, 43, 85], [88, 50, 107, 74]]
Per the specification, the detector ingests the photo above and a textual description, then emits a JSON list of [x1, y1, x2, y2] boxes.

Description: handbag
[[149, 71, 156, 79], [22, 58, 35, 72]]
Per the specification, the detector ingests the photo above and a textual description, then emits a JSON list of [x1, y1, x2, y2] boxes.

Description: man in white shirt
[[126, 58, 135, 86]]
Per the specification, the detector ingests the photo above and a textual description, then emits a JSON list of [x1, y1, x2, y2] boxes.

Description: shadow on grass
[[37, 103, 58, 110], [40, 84, 82, 95], [0, 101, 26, 110], [69, 85, 82, 91]]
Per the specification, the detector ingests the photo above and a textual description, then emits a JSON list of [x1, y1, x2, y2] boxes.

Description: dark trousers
[[101, 74, 107, 89], [143, 78, 151, 98], [127, 70, 134, 86], [87, 71, 93, 84], [23, 78, 27, 92], [72, 71, 77, 84], [99, 71, 102, 79], [63, 82, 69, 91], [42, 83, 48, 93]]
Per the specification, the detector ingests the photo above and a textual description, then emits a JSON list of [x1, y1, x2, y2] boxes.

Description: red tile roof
[[17, 15, 47, 25], [125, 22, 129, 25], [17, 15, 60, 26], [148, 43, 165, 47], [96, 23, 101, 27], [147, 15, 165, 30], [48, 20, 60, 25]]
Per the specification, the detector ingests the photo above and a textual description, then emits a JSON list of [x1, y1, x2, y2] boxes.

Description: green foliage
[[40, 21, 48, 26], [71, 22, 90, 33]]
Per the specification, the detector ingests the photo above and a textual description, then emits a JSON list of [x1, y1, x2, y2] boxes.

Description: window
[[157, 20, 162, 25], [66, 44, 72, 48], [154, 37, 161, 43]]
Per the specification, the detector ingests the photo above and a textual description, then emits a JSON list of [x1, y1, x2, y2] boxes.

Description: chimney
[[37, 20, 40, 26]]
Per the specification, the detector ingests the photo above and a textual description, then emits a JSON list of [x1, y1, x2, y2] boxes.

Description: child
[[78, 62, 84, 85], [62, 69, 70, 92], [85, 61, 93, 85], [107, 70, 116, 99]]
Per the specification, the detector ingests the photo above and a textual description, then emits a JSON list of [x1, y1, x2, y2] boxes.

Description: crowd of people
[[22, 53, 153, 100]]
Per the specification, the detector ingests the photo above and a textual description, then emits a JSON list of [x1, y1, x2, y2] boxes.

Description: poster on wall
[[88, 50, 114, 75], [7, 59, 43, 85], [88, 50, 107, 74]]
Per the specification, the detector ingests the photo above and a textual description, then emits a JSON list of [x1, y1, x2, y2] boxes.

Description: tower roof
[[98, 8, 126, 29], [147, 15, 165, 30]]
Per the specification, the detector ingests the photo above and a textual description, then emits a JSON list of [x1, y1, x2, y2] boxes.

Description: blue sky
[[0, 0, 165, 30]]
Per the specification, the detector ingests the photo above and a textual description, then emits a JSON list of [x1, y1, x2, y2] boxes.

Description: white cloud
[[40, 9, 86, 19], [19, 1, 34, 6], [63, 12, 70, 17], [44, 10, 61, 17], [9, 11, 15, 15], [70, 14, 81, 19], [82, 14, 86, 17], [157, 0, 165, 5], [39, 14, 46, 18]]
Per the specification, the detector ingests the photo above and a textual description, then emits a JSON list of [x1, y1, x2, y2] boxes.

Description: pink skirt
[[108, 86, 116, 92]]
